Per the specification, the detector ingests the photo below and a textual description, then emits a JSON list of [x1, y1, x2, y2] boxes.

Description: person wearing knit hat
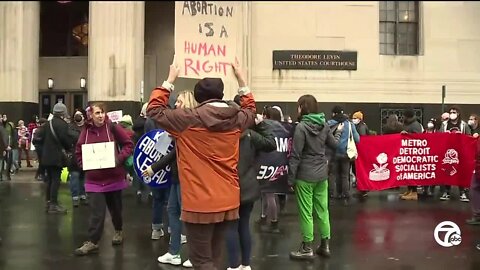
[[193, 77, 225, 103], [352, 111, 369, 136], [147, 60, 256, 269], [36, 102, 75, 214], [119, 115, 133, 130], [53, 102, 69, 119]]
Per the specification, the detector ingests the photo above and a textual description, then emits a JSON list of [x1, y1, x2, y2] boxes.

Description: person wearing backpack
[[327, 106, 360, 205]]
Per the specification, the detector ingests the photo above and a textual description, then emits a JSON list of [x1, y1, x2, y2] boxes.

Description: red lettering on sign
[[184, 58, 230, 76], [184, 41, 227, 57]]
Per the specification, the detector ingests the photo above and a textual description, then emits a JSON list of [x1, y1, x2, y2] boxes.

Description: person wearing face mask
[[425, 118, 438, 133], [352, 111, 369, 136], [468, 114, 480, 137], [441, 112, 450, 123], [439, 106, 472, 202], [68, 110, 88, 208], [421, 118, 438, 197]]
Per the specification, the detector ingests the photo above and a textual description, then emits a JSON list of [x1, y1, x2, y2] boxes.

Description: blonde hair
[[177, 90, 198, 109]]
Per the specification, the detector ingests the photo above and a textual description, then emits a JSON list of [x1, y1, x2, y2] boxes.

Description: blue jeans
[[152, 187, 169, 231], [69, 171, 86, 200], [226, 202, 254, 268], [11, 149, 19, 171], [167, 183, 182, 254]]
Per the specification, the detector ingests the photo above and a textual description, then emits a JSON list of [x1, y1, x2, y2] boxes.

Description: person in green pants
[[288, 95, 343, 260]]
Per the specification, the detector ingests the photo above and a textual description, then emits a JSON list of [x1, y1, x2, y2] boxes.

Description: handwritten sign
[[134, 129, 174, 188], [107, 110, 123, 123], [175, 1, 240, 79], [81, 141, 116, 171]]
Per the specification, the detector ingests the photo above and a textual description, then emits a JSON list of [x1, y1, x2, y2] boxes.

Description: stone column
[[0, 2, 40, 121], [88, 1, 145, 116]]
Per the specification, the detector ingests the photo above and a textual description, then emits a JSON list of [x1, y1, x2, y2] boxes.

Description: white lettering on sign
[[257, 165, 289, 181], [394, 139, 439, 181], [275, 137, 289, 153], [136, 132, 175, 185]]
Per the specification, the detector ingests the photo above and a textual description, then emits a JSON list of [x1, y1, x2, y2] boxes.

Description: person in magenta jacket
[[73, 102, 134, 256]]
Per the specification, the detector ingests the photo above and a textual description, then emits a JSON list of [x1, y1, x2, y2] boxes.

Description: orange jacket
[[147, 83, 256, 213]]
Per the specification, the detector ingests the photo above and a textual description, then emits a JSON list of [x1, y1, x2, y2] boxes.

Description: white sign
[[81, 142, 116, 171], [107, 110, 123, 123], [434, 221, 462, 248], [175, 1, 240, 79]]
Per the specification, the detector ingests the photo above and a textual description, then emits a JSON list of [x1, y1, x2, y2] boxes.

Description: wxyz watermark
[[434, 221, 462, 247]]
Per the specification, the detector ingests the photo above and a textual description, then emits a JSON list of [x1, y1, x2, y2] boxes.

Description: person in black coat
[[225, 99, 277, 270], [132, 103, 150, 202], [68, 109, 88, 207], [0, 123, 8, 181], [32, 118, 48, 181], [35, 103, 75, 214]]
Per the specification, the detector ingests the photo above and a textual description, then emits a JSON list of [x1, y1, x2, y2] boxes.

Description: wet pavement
[[0, 165, 479, 270]]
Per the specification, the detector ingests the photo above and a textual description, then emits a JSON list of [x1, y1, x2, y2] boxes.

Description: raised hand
[[167, 55, 180, 84], [232, 58, 246, 87]]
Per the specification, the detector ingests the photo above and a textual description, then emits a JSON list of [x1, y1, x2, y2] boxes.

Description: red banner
[[356, 133, 476, 191]]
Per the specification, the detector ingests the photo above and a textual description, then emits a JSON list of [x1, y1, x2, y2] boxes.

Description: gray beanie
[[53, 102, 68, 117]]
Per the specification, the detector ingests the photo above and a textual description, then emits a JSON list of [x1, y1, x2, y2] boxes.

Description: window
[[379, 1, 419, 55]]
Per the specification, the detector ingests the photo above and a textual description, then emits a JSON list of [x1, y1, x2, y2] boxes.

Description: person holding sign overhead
[[74, 102, 134, 256], [147, 58, 256, 270]]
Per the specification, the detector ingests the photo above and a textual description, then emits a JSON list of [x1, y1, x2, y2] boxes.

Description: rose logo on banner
[[442, 149, 459, 176], [133, 129, 174, 188], [370, 153, 390, 181], [434, 221, 462, 248]]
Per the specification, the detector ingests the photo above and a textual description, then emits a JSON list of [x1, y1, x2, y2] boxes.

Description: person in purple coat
[[73, 102, 134, 256]]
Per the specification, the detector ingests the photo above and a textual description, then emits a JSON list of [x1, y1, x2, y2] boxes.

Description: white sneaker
[[227, 267, 241, 270], [460, 193, 470, 202], [151, 229, 164, 240], [182, 259, 193, 268], [158, 252, 182, 266], [241, 266, 252, 270], [181, 234, 187, 244], [440, 192, 450, 201]]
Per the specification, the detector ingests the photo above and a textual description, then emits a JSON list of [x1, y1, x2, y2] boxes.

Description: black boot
[[290, 241, 315, 260], [261, 220, 281, 234], [316, 238, 331, 258], [255, 216, 267, 227]]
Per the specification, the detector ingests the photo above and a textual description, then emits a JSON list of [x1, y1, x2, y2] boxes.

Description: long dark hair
[[297, 95, 319, 119]]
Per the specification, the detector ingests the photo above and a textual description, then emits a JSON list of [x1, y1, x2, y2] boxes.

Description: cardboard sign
[[175, 1, 240, 79], [81, 141, 116, 171]]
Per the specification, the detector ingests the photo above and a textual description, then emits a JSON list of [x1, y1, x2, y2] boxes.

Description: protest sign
[[81, 141, 116, 171], [175, 1, 240, 80], [256, 121, 295, 194], [356, 133, 476, 191], [107, 110, 123, 123], [134, 129, 174, 188]]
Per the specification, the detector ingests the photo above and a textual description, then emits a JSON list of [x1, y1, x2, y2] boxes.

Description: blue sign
[[133, 129, 174, 188]]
